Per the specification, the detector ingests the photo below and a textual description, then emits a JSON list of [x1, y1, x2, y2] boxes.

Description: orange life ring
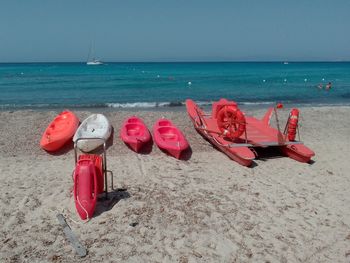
[[287, 108, 299, 141], [217, 105, 246, 139]]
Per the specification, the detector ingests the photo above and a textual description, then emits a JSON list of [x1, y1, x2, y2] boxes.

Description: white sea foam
[[240, 101, 275, 105], [105, 101, 184, 108]]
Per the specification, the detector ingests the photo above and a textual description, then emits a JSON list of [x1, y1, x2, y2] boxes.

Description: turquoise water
[[0, 62, 349, 110]]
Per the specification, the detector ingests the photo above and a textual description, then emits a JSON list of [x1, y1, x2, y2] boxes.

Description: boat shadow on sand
[[252, 147, 316, 167], [46, 140, 74, 156], [94, 188, 131, 217], [158, 145, 193, 161], [180, 146, 192, 161]]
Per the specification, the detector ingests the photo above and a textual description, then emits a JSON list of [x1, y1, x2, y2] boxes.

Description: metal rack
[[74, 137, 113, 199]]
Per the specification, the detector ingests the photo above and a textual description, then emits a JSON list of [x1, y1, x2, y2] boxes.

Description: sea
[[0, 62, 349, 110]]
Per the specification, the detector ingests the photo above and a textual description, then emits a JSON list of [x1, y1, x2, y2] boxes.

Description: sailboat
[[87, 59, 103, 66], [87, 42, 103, 65]]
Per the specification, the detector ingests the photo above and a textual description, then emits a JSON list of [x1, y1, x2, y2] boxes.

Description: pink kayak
[[153, 118, 189, 159], [120, 116, 151, 153]]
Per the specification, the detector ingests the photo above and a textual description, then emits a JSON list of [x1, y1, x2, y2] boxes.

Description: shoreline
[[1, 101, 350, 113]]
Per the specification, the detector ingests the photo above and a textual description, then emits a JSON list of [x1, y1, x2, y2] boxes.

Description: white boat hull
[[73, 114, 112, 152], [87, 61, 103, 65]]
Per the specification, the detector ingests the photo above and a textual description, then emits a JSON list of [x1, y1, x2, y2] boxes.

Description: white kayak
[[73, 114, 112, 152]]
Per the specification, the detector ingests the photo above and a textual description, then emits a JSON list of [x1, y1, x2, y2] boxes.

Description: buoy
[[287, 108, 299, 141], [276, 103, 284, 109]]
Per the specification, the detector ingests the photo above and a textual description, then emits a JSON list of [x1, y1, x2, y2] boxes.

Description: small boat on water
[[120, 116, 151, 152], [40, 111, 79, 152], [86, 42, 103, 65], [73, 114, 112, 152], [73, 158, 98, 220], [153, 118, 189, 159], [86, 60, 103, 65], [186, 98, 315, 166]]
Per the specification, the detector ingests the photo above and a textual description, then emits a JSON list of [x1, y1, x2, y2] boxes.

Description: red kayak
[[120, 116, 151, 152], [40, 111, 79, 152], [153, 118, 189, 159], [73, 158, 98, 220]]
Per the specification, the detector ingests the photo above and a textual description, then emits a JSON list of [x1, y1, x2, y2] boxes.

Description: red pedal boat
[[120, 116, 151, 152], [186, 99, 315, 167], [40, 110, 79, 152], [153, 118, 189, 159], [73, 158, 98, 220]]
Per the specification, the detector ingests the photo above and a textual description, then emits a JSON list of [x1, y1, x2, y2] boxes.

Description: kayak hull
[[73, 114, 112, 152], [40, 111, 79, 152], [153, 119, 189, 159], [120, 116, 151, 153]]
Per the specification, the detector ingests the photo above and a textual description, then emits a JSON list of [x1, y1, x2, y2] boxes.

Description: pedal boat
[[186, 99, 315, 167]]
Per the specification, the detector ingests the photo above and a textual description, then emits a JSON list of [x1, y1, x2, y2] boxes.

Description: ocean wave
[[0, 101, 187, 110], [105, 101, 185, 108], [0, 103, 107, 110], [239, 101, 275, 105], [2, 99, 347, 110]]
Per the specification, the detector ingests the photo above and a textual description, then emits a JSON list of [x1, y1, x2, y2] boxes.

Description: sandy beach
[[1, 106, 350, 262]]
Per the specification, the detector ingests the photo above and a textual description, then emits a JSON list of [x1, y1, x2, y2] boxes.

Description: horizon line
[[0, 60, 349, 64]]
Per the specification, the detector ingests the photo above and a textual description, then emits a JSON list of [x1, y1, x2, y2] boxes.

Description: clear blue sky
[[1, 0, 349, 62]]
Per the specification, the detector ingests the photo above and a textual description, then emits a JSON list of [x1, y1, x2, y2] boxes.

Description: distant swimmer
[[326, 82, 332, 90], [317, 83, 323, 89]]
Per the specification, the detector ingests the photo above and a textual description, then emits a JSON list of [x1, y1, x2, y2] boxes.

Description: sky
[[0, 0, 349, 62]]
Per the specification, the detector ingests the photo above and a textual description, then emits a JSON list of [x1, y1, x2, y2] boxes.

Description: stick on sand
[[56, 214, 87, 257]]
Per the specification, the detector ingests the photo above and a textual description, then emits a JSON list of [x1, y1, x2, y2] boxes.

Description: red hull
[[73, 159, 98, 220], [281, 144, 314, 163], [120, 116, 151, 153], [186, 99, 315, 166], [186, 99, 254, 166], [153, 119, 189, 159], [40, 111, 79, 152]]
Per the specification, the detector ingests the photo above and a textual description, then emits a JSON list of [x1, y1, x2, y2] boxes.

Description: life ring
[[287, 108, 299, 141], [217, 105, 246, 139]]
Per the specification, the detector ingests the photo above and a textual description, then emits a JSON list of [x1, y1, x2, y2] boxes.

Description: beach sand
[[0, 106, 350, 262]]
